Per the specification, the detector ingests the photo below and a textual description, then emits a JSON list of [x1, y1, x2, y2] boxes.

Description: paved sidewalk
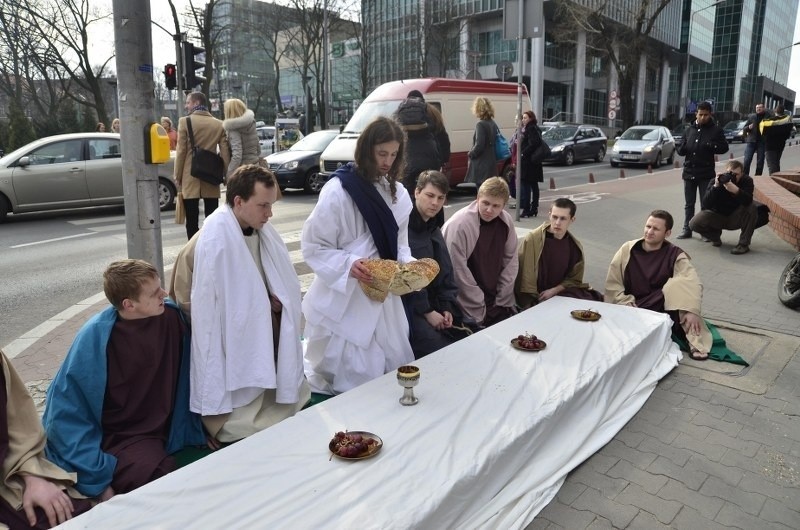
[[7, 154, 800, 529]]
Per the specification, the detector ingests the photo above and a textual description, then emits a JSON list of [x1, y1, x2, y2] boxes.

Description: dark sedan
[[265, 129, 339, 193], [542, 124, 607, 165]]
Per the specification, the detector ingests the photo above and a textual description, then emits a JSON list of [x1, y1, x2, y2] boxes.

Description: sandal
[[688, 348, 708, 361]]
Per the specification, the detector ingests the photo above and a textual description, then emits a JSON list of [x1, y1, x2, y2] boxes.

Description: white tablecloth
[[60, 297, 680, 529]]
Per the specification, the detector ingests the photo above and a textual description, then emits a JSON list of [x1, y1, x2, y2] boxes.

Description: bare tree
[[175, 0, 229, 100], [420, 0, 471, 78], [16, 0, 115, 126], [285, 0, 328, 127], [551, 0, 674, 129]]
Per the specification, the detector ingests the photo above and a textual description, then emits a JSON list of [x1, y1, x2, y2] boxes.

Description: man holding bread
[[301, 117, 415, 396]]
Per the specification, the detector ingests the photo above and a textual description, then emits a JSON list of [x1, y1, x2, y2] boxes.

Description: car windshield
[[723, 121, 747, 131], [542, 126, 578, 141], [289, 131, 338, 151], [620, 128, 659, 141], [343, 100, 403, 133]]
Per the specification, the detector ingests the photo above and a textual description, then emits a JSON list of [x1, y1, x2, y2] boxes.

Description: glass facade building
[[362, 0, 797, 130]]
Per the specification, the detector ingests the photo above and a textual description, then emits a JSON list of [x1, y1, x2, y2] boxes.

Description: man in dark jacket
[[760, 106, 794, 175], [676, 102, 729, 239], [689, 160, 757, 255], [404, 170, 464, 358], [394, 90, 441, 198], [742, 103, 771, 176]]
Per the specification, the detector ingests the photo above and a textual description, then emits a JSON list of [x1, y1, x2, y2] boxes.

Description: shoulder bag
[[186, 117, 225, 186], [494, 123, 511, 160]]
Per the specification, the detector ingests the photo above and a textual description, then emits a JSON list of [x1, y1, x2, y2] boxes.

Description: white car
[[257, 126, 276, 156], [610, 125, 676, 168]]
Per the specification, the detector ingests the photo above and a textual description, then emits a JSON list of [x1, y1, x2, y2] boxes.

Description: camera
[[718, 171, 735, 184]]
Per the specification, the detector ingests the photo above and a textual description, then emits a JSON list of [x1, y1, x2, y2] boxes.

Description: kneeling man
[[605, 210, 711, 360], [43, 260, 206, 501], [516, 197, 603, 309]]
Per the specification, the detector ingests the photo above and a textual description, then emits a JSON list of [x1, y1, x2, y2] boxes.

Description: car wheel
[[304, 168, 325, 194], [653, 151, 661, 168], [0, 194, 9, 223], [564, 149, 575, 166], [778, 253, 800, 309], [158, 178, 176, 211], [610, 161, 619, 168], [595, 146, 606, 162]]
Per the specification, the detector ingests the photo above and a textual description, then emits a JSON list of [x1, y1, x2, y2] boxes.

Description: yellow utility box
[[145, 123, 171, 164]]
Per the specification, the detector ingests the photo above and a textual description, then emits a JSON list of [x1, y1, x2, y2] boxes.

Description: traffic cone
[[729, 152, 734, 159], [619, 169, 625, 179], [647, 165, 653, 174], [674, 159, 680, 169], [549, 177, 556, 190], [589, 172, 595, 183]]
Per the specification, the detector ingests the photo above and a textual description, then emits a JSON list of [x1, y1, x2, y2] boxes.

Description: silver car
[[610, 125, 676, 168], [0, 133, 176, 222]]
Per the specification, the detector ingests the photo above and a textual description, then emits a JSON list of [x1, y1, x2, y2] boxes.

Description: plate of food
[[571, 309, 601, 322], [329, 431, 383, 460], [511, 334, 546, 352]]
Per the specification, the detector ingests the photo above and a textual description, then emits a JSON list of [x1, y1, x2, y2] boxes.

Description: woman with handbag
[[464, 97, 497, 188], [223, 98, 260, 176], [519, 111, 545, 217]]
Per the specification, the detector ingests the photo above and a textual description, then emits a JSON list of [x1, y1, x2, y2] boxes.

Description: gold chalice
[[397, 365, 420, 406]]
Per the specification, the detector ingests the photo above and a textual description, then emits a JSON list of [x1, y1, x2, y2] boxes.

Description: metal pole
[[112, 0, 164, 279], [174, 33, 184, 120], [514, 0, 524, 222], [323, 0, 330, 130]]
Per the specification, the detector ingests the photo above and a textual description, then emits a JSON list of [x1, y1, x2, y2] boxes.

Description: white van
[[319, 78, 531, 186]]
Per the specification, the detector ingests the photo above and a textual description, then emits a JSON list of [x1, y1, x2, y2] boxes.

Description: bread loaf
[[358, 258, 440, 301]]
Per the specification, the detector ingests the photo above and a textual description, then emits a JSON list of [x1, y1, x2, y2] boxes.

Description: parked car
[[723, 120, 748, 143], [610, 125, 676, 168], [257, 126, 276, 156], [541, 124, 607, 165], [0, 133, 176, 222], [265, 129, 339, 193]]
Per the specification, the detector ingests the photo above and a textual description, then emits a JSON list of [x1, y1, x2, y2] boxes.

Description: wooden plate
[[510, 338, 546, 352], [571, 310, 601, 322], [329, 431, 383, 460]]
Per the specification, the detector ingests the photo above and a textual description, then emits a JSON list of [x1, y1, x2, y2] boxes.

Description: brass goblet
[[397, 365, 420, 406]]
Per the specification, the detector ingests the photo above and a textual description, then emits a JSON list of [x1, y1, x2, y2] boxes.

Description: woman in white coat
[[301, 117, 414, 396], [222, 98, 260, 176]]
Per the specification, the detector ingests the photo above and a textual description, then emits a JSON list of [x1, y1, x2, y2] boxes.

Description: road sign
[[610, 90, 617, 99], [608, 110, 617, 120]]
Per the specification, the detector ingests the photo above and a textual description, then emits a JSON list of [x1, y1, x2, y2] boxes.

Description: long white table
[[60, 297, 680, 529]]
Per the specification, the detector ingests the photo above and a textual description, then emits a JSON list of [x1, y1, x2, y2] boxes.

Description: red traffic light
[[164, 63, 177, 90]]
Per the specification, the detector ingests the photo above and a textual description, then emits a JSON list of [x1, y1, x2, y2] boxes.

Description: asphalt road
[[0, 139, 771, 348]]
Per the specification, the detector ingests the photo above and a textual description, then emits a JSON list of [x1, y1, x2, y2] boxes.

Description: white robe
[[191, 205, 305, 415], [301, 177, 414, 395]]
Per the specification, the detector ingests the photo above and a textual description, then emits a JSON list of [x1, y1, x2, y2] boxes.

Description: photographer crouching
[[689, 160, 757, 255]]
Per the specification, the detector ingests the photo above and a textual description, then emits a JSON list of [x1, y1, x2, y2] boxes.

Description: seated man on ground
[[43, 260, 206, 501], [605, 210, 711, 361], [516, 197, 603, 309], [404, 170, 467, 358], [1, 350, 92, 529], [442, 176, 518, 328], [688, 159, 758, 255], [177, 165, 309, 444]]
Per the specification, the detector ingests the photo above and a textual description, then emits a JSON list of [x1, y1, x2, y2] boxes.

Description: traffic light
[[164, 64, 177, 90], [181, 41, 206, 90]]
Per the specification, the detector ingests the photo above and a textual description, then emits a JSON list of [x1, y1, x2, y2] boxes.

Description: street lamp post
[[770, 41, 800, 108], [683, 0, 725, 117]]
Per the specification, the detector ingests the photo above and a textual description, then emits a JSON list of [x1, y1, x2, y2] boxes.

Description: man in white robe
[[180, 165, 309, 444]]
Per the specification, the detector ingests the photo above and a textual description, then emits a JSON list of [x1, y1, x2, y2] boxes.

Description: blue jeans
[[743, 142, 765, 176]]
